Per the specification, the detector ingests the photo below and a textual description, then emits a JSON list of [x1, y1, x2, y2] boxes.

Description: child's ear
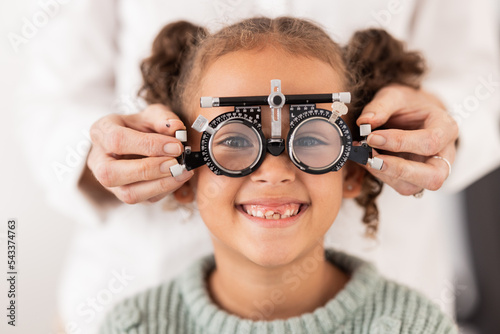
[[173, 181, 195, 203], [342, 162, 365, 198]]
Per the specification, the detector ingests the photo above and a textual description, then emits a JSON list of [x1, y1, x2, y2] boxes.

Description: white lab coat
[[17, 0, 500, 332]]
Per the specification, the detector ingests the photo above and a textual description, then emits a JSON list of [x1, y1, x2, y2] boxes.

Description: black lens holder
[[287, 105, 351, 174], [197, 106, 266, 177]]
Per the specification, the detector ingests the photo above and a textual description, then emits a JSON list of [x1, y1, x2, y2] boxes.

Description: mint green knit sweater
[[99, 249, 457, 334]]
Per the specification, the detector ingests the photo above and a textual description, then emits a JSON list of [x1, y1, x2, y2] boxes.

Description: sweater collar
[[177, 248, 382, 334]]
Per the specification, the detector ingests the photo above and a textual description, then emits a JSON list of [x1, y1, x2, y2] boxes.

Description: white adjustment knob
[[191, 115, 215, 135], [368, 157, 384, 170], [360, 124, 372, 137], [175, 130, 187, 142], [170, 164, 187, 177], [200, 96, 214, 108], [332, 101, 348, 116], [333, 92, 351, 103], [339, 92, 351, 103]]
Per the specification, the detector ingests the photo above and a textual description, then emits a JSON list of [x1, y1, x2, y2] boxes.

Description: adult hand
[[86, 104, 193, 204], [357, 84, 458, 196]]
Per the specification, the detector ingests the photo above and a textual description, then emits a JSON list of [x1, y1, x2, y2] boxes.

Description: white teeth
[[244, 206, 301, 219]]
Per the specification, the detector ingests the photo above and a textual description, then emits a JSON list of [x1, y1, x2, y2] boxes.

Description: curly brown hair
[[139, 17, 426, 237]]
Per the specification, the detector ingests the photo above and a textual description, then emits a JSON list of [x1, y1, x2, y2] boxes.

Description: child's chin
[[244, 244, 299, 268]]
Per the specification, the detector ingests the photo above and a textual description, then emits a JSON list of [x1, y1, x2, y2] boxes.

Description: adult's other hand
[[357, 84, 458, 196], [86, 104, 193, 204]]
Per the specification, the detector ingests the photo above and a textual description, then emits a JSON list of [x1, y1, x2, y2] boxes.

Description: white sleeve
[[407, 0, 500, 192], [17, 0, 119, 226]]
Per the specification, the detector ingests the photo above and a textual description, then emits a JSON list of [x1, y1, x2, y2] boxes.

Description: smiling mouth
[[239, 203, 306, 220]]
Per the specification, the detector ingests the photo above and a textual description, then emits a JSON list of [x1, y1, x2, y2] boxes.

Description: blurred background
[[0, 2, 76, 334], [0, 1, 499, 333]]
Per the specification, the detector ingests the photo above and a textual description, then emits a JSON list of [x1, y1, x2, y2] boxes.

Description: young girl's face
[[190, 47, 358, 267]]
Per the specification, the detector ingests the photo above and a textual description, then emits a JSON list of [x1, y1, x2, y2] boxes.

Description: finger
[[369, 173, 421, 197], [366, 153, 450, 193], [93, 157, 181, 188], [356, 85, 410, 128], [123, 104, 186, 136], [94, 121, 184, 157], [425, 143, 456, 178], [111, 170, 194, 204], [353, 147, 418, 196], [366, 107, 458, 156], [366, 128, 447, 156], [148, 193, 169, 203]]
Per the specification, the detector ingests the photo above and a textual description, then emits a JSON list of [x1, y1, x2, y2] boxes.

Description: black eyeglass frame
[[169, 79, 382, 178]]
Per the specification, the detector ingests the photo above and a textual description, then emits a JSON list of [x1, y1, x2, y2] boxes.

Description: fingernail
[[164, 143, 181, 156], [368, 134, 386, 147], [174, 170, 194, 182], [166, 119, 185, 129], [160, 160, 177, 174], [361, 112, 375, 120]]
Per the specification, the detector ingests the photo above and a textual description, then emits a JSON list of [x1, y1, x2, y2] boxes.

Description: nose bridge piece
[[266, 138, 285, 156], [266, 79, 286, 157], [268, 79, 285, 139]]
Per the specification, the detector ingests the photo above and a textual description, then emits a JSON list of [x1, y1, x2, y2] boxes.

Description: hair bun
[[343, 29, 426, 237], [345, 28, 426, 111], [139, 21, 207, 109]]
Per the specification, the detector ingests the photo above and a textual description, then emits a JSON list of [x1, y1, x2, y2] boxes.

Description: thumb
[[123, 104, 187, 136]]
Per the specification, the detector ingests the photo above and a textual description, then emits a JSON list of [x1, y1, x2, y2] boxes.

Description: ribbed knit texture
[[99, 249, 457, 334]]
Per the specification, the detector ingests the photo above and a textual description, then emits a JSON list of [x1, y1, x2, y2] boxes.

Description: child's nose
[[249, 153, 296, 185]]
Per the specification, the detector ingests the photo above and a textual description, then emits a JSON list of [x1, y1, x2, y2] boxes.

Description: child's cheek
[[308, 174, 343, 202], [194, 169, 236, 212]]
